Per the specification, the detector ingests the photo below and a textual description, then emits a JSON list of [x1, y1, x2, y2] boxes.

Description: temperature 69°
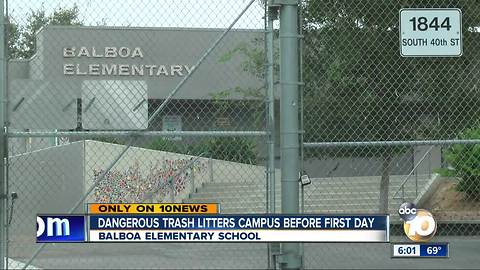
[[426, 246, 442, 255]]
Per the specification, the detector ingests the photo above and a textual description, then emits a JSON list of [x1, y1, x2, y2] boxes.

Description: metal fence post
[[190, 166, 195, 195], [279, 0, 301, 268], [266, 2, 278, 268], [266, 0, 277, 217], [428, 150, 432, 178], [170, 176, 175, 203], [0, 0, 6, 268], [209, 157, 214, 183]]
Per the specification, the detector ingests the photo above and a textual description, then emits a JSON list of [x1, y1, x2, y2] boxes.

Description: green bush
[[198, 137, 257, 164], [438, 126, 480, 199], [146, 137, 257, 164], [90, 136, 123, 145], [146, 138, 187, 154]]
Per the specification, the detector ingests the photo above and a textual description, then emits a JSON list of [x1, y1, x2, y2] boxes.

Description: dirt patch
[[422, 178, 480, 221]]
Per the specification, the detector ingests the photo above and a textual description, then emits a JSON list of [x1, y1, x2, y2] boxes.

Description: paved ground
[[7, 236, 480, 269]]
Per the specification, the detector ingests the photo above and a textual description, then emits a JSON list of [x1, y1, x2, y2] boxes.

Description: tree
[[438, 125, 480, 199], [8, 5, 82, 59], [301, 0, 480, 213], [6, 17, 22, 59]]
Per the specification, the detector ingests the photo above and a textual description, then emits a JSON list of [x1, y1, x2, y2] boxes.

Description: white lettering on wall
[[63, 47, 75, 58], [132, 47, 143, 58], [62, 46, 192, 77], [105, 47, 117, 58], [91, 47, 103, 58], [118, 47, 130, 58], [118, 65, 130, 75], [78, 47, 90, 57], [89, 64, 100, 76], [63, 64, 75, 75], [103, 64, 117, 75], [63, 47, 144, 58]]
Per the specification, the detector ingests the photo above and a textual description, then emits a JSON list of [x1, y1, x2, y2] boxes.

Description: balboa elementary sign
[[63, 46, 195, 77]]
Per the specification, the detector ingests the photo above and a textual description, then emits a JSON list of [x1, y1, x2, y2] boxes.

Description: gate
[[2, 0, 480, 269], [2, 0, 274, 268], [301, 0, 480, 268]]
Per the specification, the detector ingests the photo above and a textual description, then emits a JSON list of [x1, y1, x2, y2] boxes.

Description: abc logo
[[398, 202, 417, 221], [398, 203, 436, 242]]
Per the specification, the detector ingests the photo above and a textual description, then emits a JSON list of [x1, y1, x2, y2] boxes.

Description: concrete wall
[[10, 26, 265, 100], [302, 146, 442, 178], [413, 145, 442, 176], [8, 60, 29, 79], [210, 158, 274, 184], [83, 140, 213, 203], [7, 26, 267, 131], [8, 140, 271, 245], [303, 153, 413, 178], [8, 142, 84, 243]]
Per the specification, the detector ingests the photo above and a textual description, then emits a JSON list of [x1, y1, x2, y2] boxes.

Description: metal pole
[[298, 6, 305, 268], [170, 176, 175, 203], [266, 3, 278, 268], [279, 1, 301, 269], [190, 166, 195, 195], [304, 139, 480, 148], [266, 0, 276, 216], [0, 0, 6, 268], [428, 150, 432, 178], [209, 157, 213, 183], [8, 130, 267, 138]]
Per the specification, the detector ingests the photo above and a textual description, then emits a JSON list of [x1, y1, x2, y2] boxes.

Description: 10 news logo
[[36, 215, 86, 242], [398, 202, 437, 242]]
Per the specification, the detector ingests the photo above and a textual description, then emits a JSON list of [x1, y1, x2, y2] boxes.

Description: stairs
[[184, 175, 434, 215]]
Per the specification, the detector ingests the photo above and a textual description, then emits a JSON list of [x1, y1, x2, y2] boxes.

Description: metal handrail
[[392, 145, 435, 201]]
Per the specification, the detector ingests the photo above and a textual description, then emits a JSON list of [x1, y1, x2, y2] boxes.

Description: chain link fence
[[301, 0, 480, 268], [4, 0, 480, 269], [5, 0, 272, 268]]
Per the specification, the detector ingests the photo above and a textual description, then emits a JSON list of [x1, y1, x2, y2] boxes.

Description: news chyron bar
[[391, 202, 449, 258], [37, 203, 389, 243]]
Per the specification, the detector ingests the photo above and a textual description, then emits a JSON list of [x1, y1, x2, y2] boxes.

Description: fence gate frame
[[0, 0, 283, 269], [299, 1, 480, 268], [4, 0, 480, 269], [1, 0, 7, 269]]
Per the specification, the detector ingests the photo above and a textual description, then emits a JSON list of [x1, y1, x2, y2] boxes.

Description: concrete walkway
[[8, 237, 480, 269]]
